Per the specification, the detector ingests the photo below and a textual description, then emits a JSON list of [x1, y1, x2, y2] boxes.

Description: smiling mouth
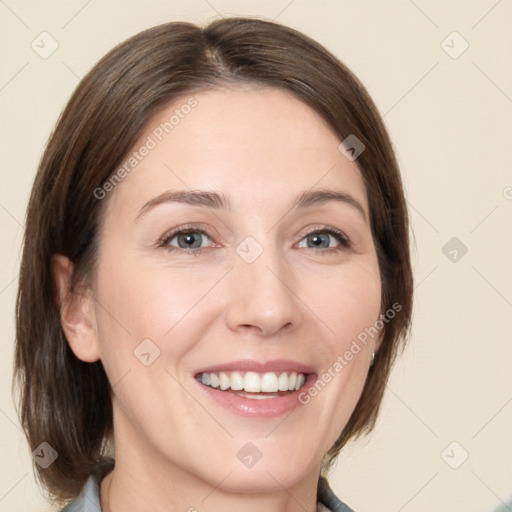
[[195, 370, 307, 399]]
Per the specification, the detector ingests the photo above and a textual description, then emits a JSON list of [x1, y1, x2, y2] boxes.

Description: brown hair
[[14, 17, 413, 504]]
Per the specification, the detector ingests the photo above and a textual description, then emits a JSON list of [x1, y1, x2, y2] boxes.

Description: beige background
[[1, 1, 511, 511]]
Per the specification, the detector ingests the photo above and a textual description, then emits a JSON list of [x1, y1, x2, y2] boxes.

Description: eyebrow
[[136, 190, 230, 221], [293, 189, 367, 221], [135, 188, 367, 222]]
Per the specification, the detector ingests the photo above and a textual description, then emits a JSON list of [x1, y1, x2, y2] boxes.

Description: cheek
[[326, 266, 381, 383], [92, 252, 225, 375], [306, 261, 382, 349], [299, 262, 381, 437], [90, 259, 209, 426], [334, 276, 381, 342]]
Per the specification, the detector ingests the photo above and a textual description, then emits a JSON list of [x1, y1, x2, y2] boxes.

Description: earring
[[370, 352, 375, 367]]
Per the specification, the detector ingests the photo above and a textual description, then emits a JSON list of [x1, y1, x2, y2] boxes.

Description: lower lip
[[195, 373, 317, 418]]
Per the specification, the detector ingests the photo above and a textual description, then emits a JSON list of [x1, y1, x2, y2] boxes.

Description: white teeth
[[235, 391, 280, 400], [295, 373, 305, 390], [230, 371, 244, 391], [209, 373, 219, 388], [219, 372, 230, 391], [244, 371, 261, 392], [288, 372, 297, 390], [261, 372, 278, 392], [197, 370, 308, 393], [278, 372, 289, 391]]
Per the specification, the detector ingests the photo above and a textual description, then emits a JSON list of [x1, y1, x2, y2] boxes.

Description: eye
[[160, 228, 213, 252], [297, 228, 350, 250]]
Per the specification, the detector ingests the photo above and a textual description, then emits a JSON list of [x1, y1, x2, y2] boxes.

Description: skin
[[53, 87, 382, 512]]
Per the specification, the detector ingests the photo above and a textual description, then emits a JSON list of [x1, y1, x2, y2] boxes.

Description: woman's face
[[87, 87, 381, 491]]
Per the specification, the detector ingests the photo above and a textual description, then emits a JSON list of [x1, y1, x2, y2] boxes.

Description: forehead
[[105, 87, 368, 218]]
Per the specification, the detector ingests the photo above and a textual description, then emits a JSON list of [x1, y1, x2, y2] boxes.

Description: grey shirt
[[61, 460, 354, 512]]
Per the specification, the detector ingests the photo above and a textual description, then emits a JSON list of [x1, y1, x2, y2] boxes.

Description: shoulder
[[317, 475, 355, 512]]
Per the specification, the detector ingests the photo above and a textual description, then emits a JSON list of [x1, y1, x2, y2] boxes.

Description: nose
[[223, 245, 303, 338]]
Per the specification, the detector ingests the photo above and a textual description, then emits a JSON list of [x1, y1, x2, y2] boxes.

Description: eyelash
[[158, 225, 351, 255]]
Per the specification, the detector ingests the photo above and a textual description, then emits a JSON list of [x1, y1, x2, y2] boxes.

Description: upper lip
[[194, 359, 316, 376]]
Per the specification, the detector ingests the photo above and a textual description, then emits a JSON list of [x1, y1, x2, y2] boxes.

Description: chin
[[217, 464, 306, 494]]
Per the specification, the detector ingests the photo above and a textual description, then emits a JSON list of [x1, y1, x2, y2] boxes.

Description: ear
[[51, 254, 101, 363]]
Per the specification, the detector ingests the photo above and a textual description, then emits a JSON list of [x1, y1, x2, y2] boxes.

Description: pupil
[[309, 233, 328, 248], [179, 233, 201, 248]]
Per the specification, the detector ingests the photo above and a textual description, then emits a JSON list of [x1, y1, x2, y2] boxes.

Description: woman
[[14, 17, 412, 512]]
